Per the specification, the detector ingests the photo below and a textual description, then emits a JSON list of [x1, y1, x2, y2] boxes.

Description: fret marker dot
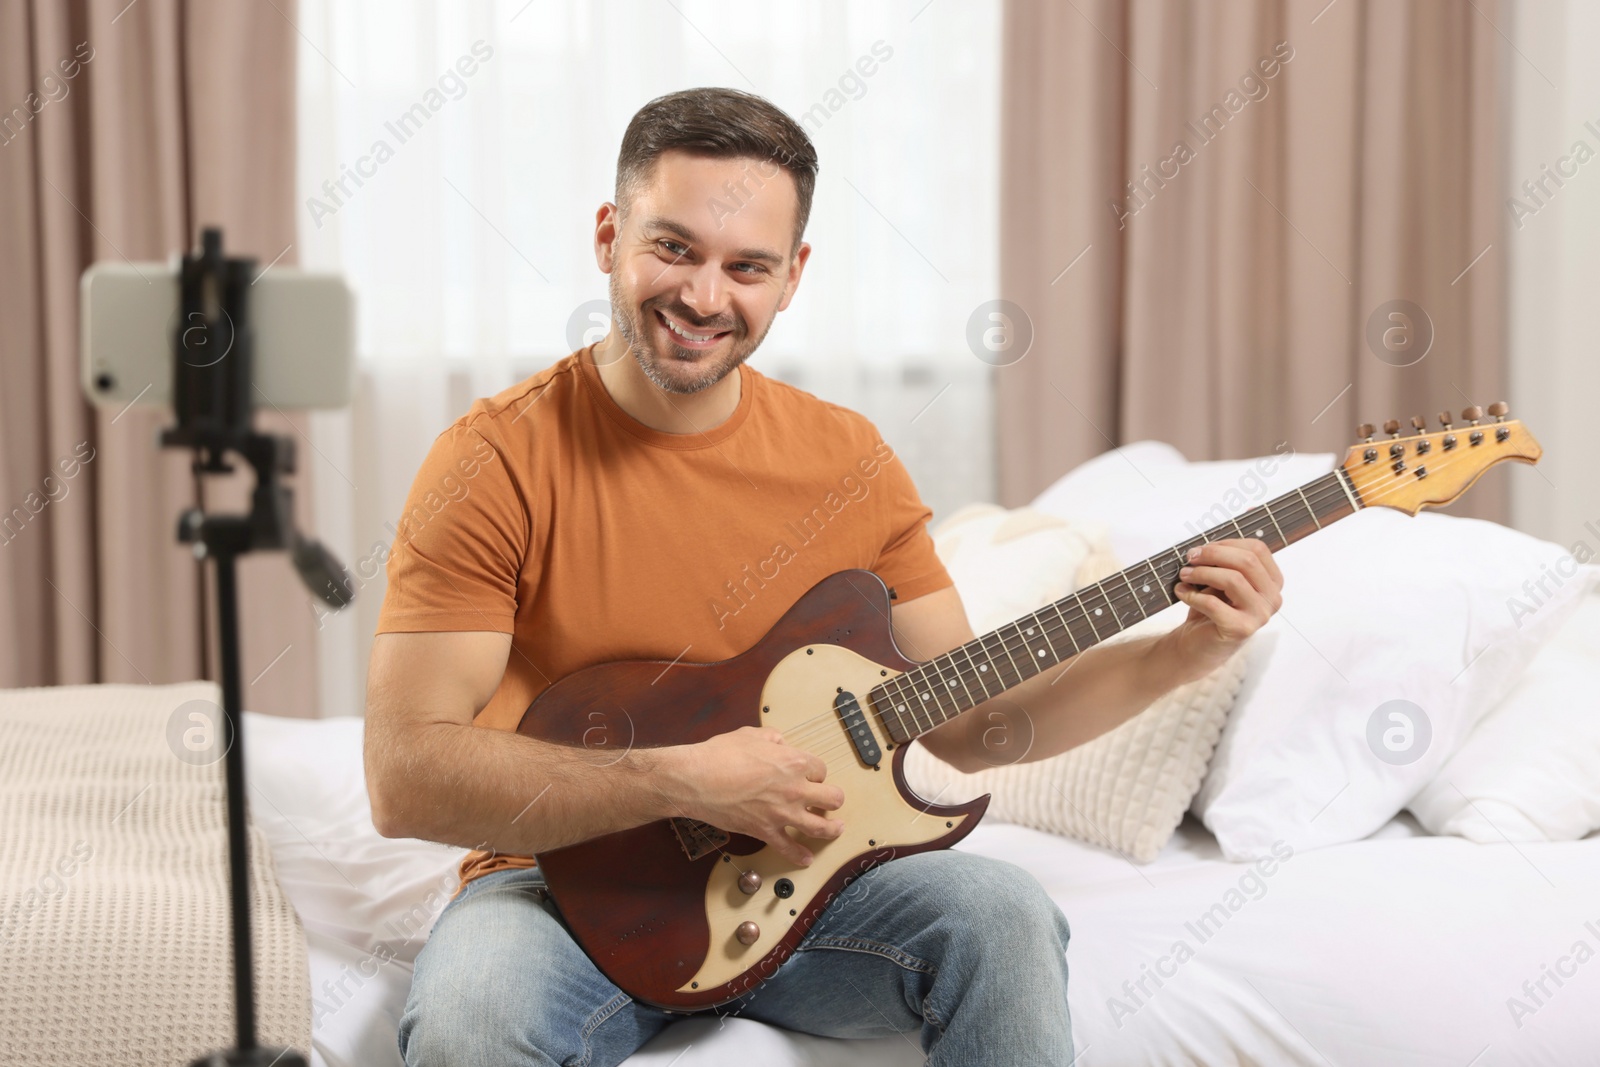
[[921, 694, 930, 701], [1142, 584, 1150, 593], [1095, 608, 1103, 616], [1025, 627, 1035, 635], [1036, 649, 1046, 657], [1255, 529, 1264, 537], [979, 664, 988, 672], [898, 705, 906, 712], [948, 679, 957, 688]]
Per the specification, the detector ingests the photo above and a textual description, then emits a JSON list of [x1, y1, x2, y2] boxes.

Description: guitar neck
[[870, 467, 1365, 745]]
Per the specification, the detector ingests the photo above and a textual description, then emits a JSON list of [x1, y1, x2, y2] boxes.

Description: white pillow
[[1031, 442, 1597, 860], [242, 713, 467, 961], [1190, 514, 1597, 859], [1031, 440, 1336, 567], [904, 504, 1248, 863], [1408, 589, 1600, 842]]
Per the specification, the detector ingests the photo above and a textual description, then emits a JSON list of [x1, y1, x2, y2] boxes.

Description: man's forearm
[[369, 718, 685, 856], [920, 633, 1188, 772]]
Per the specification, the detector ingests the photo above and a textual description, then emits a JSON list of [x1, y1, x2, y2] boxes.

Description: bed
[[247, 711, 1600, 1066]]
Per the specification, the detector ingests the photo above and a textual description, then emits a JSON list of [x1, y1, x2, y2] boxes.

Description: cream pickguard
[[676, 643, 974, 993]]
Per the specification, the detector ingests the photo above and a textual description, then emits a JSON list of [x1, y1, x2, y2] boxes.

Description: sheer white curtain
[[295, 0, 1000, 716], [1506, 1, 1600, 548]]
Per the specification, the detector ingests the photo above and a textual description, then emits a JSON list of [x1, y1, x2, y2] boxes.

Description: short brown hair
[[615, 87, 819, 251]]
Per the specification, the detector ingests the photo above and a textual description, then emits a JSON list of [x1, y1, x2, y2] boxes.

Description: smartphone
[[80, 261, 356, 410]]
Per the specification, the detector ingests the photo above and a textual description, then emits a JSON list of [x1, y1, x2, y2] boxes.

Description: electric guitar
[[515, 404, 1540, 1010]]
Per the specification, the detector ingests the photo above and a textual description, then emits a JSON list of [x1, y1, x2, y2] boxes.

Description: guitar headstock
[[1342, 402, 1541, 515]]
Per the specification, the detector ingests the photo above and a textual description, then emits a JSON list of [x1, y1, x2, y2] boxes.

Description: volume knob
[[737, 870, 762, 895], [735, 921, 761, 946]]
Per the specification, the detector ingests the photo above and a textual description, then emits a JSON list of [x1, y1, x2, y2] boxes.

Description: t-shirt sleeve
[[870, 439, 954, 604], [375, 423, 530, 635]]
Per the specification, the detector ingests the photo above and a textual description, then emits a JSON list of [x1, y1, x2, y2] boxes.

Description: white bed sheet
[[245, 714, 1600, 1066]]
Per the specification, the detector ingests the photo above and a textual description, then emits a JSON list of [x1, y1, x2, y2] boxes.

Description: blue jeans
[[398, 849, 1074, 1065]]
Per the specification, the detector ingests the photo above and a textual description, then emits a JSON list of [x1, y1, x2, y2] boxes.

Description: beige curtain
[[998, 0, 1507, 523], [0, 0, 319, 716]]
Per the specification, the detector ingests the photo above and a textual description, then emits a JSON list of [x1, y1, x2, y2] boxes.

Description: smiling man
[[367, 88, 1282, 1067]]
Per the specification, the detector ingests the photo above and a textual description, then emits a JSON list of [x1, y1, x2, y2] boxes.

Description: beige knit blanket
[[0, 682, 311, 1064]]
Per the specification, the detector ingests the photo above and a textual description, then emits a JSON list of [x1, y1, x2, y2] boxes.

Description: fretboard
[[870, 468, 1364, 745]]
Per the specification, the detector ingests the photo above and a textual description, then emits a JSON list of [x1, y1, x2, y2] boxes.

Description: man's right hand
[[658, 725, 846, 868]]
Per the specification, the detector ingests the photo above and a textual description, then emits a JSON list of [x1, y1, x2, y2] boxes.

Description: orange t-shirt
[[375, 343, 953, 889]]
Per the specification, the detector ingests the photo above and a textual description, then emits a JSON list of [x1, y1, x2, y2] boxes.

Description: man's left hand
[[1159, 537, 1284, 682]]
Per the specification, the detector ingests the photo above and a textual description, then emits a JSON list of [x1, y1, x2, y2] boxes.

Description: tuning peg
[[1383, 419, 1401, 437], [1438, 411, 1453, 429], [1462, 405, 1483, 424], [1358, 423, 1375, 441], [1487, 401, 1509, 421], [1410, 415, 1427, 434]]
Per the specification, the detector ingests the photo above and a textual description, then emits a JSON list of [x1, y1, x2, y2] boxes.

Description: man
[[368, 87, 1283, 1066]]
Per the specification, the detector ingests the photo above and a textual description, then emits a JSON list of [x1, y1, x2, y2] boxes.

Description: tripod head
[[162, 228, 351, 608]]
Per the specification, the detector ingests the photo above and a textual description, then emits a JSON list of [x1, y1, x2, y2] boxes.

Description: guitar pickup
[[835, 691, 881, 767], [670, 817, 730, 860]]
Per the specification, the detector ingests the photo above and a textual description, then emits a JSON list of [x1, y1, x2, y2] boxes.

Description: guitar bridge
[[670, 817, 730, 860]]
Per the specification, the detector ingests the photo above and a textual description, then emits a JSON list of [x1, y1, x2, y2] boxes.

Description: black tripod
[[162, 228, 353, 1066]]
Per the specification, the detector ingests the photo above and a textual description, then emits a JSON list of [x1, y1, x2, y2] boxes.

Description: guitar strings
[[865, 471, 1357, 743], [774, 442, 1505, 766], [786, 486, 1350, 763], [780, 471, 1361, 757], [827, 445, 1490, 756]]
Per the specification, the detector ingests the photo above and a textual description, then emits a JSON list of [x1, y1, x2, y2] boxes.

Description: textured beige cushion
[[0, 682, 311, 1063], [903, 505, 1248, 863]]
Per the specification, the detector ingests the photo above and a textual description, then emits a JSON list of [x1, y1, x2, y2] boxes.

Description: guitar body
[[515, 569, 989, 1011]]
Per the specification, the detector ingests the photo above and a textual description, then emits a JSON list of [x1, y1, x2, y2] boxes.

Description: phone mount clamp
[[161, 227, 352, 1066]]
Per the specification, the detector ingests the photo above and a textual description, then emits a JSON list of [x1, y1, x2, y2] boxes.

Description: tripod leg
[[214, 545, 257, 1052], [188, 542, 309, 1066]]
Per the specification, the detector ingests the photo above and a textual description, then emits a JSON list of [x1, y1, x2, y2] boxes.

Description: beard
[[607, 269, 777, 395]]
